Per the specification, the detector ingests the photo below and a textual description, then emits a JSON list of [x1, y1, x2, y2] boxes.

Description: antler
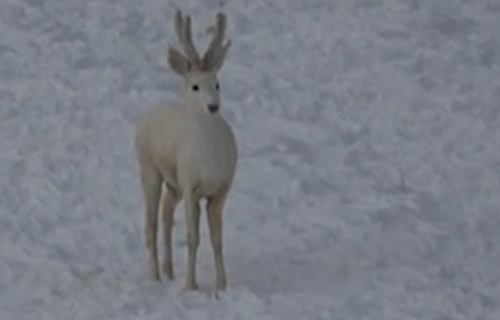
[[174, 10, 201, 65], [201, 12, 231, 70]]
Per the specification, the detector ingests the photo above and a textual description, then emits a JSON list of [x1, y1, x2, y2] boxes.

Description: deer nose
[[208, 104, 219, 113]]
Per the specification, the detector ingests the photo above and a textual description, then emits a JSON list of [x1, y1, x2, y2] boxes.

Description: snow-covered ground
[[1, 0, 499, 319]]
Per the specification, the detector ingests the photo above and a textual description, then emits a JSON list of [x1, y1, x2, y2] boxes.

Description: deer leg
[[184, 191, 201, 290], [162, 186, 180, 279], [206, 188, 229, 291], [140, 169, 162, 281]]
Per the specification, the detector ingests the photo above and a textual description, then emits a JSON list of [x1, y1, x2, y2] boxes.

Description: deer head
[[168, 10, 231, 114]]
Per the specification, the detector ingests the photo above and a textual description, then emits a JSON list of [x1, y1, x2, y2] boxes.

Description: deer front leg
[[206, 188, 229, 291], [162, 186, 180, 280], [140, 169, 162, 282], [184, 192, 201, 290]]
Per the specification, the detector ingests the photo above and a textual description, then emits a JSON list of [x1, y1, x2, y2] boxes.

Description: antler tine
[[183, 15, 201, 64], [212, 12, 227, 50], [202, 12, 228, 68], [174, 10, 200, 65], [175, 10, 184, 46]]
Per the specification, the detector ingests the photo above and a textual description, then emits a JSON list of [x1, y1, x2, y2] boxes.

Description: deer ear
[[168, 47, 192, 75]]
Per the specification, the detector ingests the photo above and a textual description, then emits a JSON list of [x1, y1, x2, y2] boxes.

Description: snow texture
[[1, 0, 500, 319]]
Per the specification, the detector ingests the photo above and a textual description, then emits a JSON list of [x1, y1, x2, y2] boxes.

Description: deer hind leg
[[184, 191, 201, 290], [162, 185, 180, 280], [140, 168, 162, 281], [206, 188, 229, 291]]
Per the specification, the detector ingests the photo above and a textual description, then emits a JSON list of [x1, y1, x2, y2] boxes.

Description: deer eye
[[192, 85, 199, 91], [215, 83, 220, 91]]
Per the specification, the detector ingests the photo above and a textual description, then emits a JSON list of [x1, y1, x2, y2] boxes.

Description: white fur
[[134, 11, 236, 291]]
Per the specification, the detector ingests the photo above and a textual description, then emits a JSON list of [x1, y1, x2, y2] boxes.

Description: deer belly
[[200, 168, 232, 196]]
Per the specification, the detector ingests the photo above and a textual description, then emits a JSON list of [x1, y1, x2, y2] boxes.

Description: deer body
[[136, 103, 237, 198], [135, 11, 236, 291]]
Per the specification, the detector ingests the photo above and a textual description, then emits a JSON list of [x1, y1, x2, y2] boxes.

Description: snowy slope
[[1, 0, 500, 319]]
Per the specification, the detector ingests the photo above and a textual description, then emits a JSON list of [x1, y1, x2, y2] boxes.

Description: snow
[[1, 0, 500, 319]]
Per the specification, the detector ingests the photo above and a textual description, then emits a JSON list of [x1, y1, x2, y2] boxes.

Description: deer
[[134, 10, 237, 292]]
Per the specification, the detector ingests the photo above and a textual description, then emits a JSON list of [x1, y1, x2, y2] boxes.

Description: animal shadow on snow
[[228, 234, 359, 296]]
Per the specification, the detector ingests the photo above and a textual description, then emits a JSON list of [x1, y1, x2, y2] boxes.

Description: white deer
[[135, 10, 236, 291]]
